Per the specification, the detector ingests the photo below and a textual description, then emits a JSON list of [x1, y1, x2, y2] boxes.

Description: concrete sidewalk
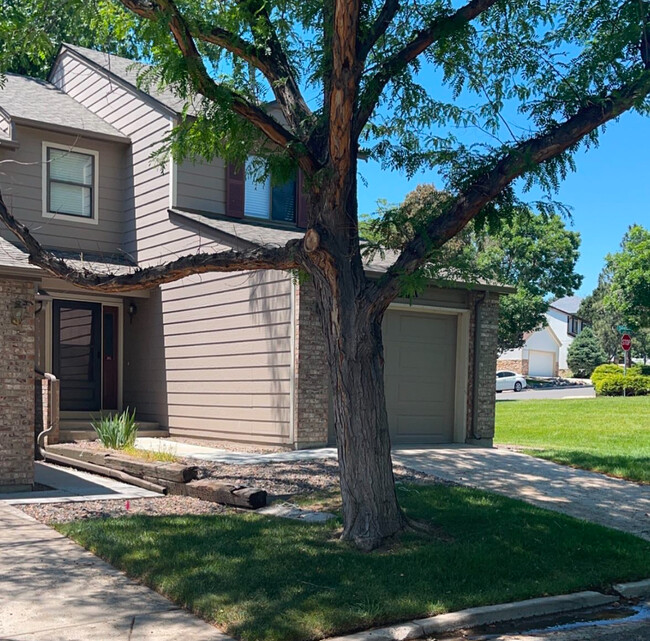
[[0, 461, 160, 505], [0, 503, 233, 640]]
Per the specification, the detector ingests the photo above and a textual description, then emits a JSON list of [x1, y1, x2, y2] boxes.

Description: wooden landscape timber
[[44, 444, 267, 509]]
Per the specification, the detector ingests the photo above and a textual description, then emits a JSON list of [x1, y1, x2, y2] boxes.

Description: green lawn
[[57, 484, 650, 641], [495, 396, 650, 483]]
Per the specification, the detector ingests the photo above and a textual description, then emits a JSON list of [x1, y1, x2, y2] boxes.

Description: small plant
[[591, 363, 624, 386], [92, 408, 139, 449]]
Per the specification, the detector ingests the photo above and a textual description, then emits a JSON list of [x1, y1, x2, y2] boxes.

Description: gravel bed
[[19, 496, 232, 525], [27, 444, 450, 525], [197, 458, 448, 496]]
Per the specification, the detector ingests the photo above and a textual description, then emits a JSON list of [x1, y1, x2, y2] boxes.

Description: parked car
[[496, 370, 527, 392]]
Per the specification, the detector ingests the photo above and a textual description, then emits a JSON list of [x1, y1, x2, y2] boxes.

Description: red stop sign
[[622, 334, 632, 351]]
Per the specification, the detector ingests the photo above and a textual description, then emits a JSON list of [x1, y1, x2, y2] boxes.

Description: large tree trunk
[[306, 168, 406, 551], [314, 277, 406, 550]]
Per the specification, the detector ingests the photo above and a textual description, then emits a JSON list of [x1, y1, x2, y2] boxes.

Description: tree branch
[[371, 72, 650, 308], [358, 0, 400, 63], [0, 193, 301, 292], [118, 0, 320, 175], [354, 0, 498, 139]]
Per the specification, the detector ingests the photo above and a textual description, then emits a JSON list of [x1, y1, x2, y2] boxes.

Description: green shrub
[[595, 373, 650, 396], [591, 363, 624, 385], [92, 408, 138, 449], [567, 328, 607, 378], [630, 364, 650, 376]]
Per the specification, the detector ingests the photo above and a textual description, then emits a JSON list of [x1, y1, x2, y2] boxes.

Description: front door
[[103, 306, 119, 410], [53, 301, 102, 411]]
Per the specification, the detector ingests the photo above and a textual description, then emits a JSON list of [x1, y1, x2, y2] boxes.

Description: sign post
[[622, 334, 632, 396]]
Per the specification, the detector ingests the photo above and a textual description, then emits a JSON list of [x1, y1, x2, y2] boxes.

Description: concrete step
[[58, 420, 168, 442]]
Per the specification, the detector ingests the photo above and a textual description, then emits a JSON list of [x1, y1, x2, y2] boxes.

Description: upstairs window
[[44, 144, 98, 221], [244, 158, 296, 223], [567, 316, 582, 336]]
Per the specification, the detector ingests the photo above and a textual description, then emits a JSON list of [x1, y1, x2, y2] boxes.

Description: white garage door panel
[[383, 310, 457, 444], [528, 350, 555, 377]]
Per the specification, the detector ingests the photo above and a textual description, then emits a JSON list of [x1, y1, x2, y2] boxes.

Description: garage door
[[528, 350, 555, 377], [383, 310, 457, 444]]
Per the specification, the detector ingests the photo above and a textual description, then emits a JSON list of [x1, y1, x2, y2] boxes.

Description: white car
[[496, 370, 527, 393]]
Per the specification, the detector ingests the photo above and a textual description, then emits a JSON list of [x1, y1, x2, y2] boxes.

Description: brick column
[[293, 279, 330, 449], [0, 278, 35, 491], [466, 291, 500, 446]]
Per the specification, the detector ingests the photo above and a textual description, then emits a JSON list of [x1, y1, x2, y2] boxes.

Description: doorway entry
[[51, 299, 121, 413]]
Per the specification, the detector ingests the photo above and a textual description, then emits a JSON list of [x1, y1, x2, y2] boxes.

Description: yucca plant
[[92, 408, 138, 450]]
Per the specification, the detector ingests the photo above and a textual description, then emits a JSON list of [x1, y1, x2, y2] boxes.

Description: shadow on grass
[[529, 450, 650, 484], [57, 485, 650, 641]]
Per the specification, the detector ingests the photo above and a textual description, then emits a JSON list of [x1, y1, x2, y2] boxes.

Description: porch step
[[58, 420, 169, 443]]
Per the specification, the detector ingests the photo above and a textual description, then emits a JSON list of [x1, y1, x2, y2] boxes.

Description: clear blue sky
[[357, 110, 650, 298]]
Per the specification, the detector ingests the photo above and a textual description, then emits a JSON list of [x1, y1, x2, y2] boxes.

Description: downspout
[[36, 373, 165, 494], [471, 292, 488, 441], [35, 371, 57, 460]]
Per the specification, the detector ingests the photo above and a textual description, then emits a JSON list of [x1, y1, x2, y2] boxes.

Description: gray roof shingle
[[0, 74, 129, 141], [0, 236, 137, 276], [62, 44, 199, 115], [0, 236, 38, 271], [550, 295, 583, 315]]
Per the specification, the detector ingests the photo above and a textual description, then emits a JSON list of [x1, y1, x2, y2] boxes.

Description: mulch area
[[20, 441, 450, 525]]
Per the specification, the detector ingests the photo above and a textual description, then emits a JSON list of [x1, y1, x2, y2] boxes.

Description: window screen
[[244, 158, 296, 222], [244, 159, 272, 219], [47, 148, 94, 218]]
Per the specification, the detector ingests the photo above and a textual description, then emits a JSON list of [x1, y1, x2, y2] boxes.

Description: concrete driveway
[[393, 446, 650, 541], [496, 386, 595, 401]]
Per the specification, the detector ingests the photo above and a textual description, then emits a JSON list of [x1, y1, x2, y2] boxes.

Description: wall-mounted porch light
[[11, 300, 32, 326], [128, 301, 138, 324]]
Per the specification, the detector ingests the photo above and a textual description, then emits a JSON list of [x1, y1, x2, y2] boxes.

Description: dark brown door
[[53, 301, 102, 411], [103, 306, 119, 410]]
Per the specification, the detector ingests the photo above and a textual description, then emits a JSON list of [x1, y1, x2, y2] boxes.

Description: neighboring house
[[0, 44, 509, 491], [498, 295, 584, 377]]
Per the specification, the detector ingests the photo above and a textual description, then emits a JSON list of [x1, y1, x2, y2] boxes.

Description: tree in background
[[363, 185, 582, 351], [580, 225, 650, 363], [0, 0, 138, 78], [607, 225, 650, 328], [2, 0, 650, 550], [567, 327, 607, 377]]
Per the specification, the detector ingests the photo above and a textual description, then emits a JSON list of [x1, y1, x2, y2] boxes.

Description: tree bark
[[305, 169, 406, 551]]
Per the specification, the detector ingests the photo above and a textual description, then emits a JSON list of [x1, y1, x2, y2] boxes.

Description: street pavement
[[496, 386, 595, 401]]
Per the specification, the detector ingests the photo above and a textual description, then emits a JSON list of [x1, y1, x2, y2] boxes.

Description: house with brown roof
[[0, 45, 508, 491]]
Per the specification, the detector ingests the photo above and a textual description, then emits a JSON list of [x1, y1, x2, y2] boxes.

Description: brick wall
[[466, 292, 500, 446], [497, 359, 528, 375], [293, 279, 329, 449], [0, 278, 35, 491]]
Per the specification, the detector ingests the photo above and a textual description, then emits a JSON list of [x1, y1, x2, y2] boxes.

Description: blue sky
[[357, 110, 650, 299]]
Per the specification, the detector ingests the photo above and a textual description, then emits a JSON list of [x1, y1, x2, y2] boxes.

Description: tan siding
[[0, 124, 126, 252], [51, 51, 172, 260], [124, 269, 294, 446], [52, 50, 295, 446], [176, 157, 227, 214]]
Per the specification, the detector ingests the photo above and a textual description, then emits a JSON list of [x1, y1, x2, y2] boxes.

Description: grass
[[57, 483, 650, 641], [121, 444, 179, 463], [495, 396, 650, 483]]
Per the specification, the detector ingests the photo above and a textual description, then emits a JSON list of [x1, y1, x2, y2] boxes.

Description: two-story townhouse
[[0, 44, 509, 491], [497, 295, 585, 377]]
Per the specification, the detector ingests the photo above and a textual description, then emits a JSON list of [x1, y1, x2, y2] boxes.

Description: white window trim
[[42, 141, 100, 225]]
